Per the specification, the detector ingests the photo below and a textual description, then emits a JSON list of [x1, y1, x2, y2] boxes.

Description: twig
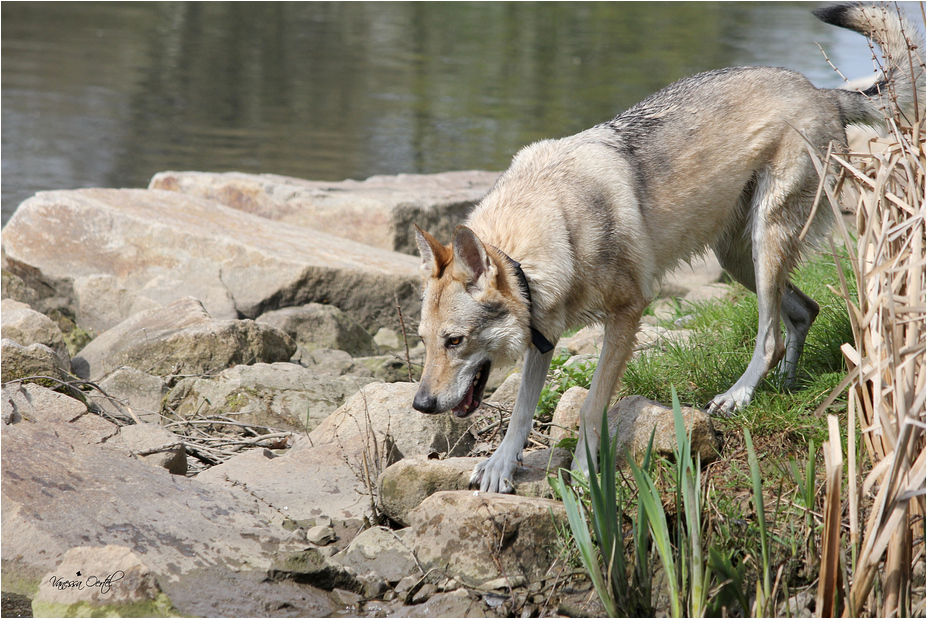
[[394, 292, 414, 383]]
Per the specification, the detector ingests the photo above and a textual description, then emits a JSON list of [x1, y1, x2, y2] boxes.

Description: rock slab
[[1, 188, 422, 331], [309, 382, 475, 459], [378, 448, 572, 526], [1, 383, 337, 617], [149, 170, 499, 255], [71, 297, 295, 381], [610, 395, 723, 465], [166, 361, 376, 433], [403, 491, 568, 587]]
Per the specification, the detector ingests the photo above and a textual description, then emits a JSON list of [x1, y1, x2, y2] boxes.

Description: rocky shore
[[1, 170, 725, 617]]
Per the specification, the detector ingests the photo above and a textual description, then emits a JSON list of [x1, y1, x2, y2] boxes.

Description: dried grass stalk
[[818, 108, 925, 617], [819, 415, 846, 618]]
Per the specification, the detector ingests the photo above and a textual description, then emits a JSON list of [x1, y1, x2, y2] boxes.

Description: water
[[2, 2, 919, 226]]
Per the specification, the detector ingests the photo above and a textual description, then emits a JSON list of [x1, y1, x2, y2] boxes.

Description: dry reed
[[815, 80, 925, 617]]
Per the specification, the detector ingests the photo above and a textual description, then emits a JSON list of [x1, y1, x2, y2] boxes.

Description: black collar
[[493, 248, 555, 354]]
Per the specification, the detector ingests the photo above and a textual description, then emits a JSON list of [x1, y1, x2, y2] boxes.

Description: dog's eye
[[445, 336, 463, 348]]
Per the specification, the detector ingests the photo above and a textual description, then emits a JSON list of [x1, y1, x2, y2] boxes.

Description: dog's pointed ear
[[453, 226, 497, 290], [414, 224, 450, 278]]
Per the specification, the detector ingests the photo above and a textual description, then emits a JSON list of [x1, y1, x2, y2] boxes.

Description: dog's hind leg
[[471, 345, 555, 493], [714, 233, 820, 392], [777, 283, 820, 388], [708, 170, 810, 416]]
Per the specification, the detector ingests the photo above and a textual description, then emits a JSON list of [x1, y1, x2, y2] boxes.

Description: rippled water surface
[[2, 2, 919, 225]]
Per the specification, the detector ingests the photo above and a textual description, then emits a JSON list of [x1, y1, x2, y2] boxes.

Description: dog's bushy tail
[[814, 3, 925, 126]]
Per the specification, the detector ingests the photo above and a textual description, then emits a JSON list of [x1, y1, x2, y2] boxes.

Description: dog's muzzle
[[412, 389, 440, 415]]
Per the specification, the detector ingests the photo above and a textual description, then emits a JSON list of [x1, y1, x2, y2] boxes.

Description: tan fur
[[412, 4, 924, 493]]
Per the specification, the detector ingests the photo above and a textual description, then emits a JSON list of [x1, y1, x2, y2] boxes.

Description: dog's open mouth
[[452, 360, 491, 418]]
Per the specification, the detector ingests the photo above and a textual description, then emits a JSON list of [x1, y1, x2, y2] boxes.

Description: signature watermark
[[48, 571, 124, 595]]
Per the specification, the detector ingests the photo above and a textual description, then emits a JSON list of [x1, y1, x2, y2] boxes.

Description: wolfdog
[[413, 4, 924, 493]]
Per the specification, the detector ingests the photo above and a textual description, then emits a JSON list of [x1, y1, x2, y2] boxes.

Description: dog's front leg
[[471, 345, 555, 493], [572, 310, 642, 479]]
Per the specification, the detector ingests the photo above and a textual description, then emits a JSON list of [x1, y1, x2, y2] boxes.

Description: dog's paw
[[469, 450, 520, 494], [707, 386, 753, 417]]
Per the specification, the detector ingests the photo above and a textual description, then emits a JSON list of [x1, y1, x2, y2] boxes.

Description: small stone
[[482, 575, 527, 590], [436, 577, 459, 592], [333, 587, 363, 607], [307, 524, 337, 546], [358, 573, 390, 599], [333, 526, 418, 584], [549, 386, 588, 443], [486, 372, 521, 410], [394, 575, 419, 595], [411, 582, 437, 604], [609, 395, 723, 466]]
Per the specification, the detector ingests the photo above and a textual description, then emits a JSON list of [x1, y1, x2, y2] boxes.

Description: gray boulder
[[91, 367, 167, 424], [333, 526, 420, 584], [196, 434, 399, 525], [0, 339, 71, 391], [149, 170, 499, 255], [308, 382, 475, 459], [378, 448, 572, 526], [1, 298, 70, 370], [257, 303, 378, 357], [1, 188, 421, 331], [1, 383, 338, 617], [609, 395, 723, 466], [165, 362, 376, 433], [402, 491, 568, 587], [71, 297, 295, 381]]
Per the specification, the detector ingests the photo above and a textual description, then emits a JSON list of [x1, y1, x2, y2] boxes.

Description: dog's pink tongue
[[453, 382, 476, 417]]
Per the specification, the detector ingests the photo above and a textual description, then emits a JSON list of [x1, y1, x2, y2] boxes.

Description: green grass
[[537, 354, 595, 421], [546, 251, 858, 616], [618, 251, 854, 446], [539, 251, 854, 446]]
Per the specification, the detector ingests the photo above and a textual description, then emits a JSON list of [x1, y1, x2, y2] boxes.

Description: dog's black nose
[[413, 390, 439, 414]]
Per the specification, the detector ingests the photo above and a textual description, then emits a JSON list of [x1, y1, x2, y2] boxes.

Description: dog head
[[412, 225, 530, 418]]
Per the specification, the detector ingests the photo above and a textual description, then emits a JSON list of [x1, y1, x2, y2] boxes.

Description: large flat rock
[[403, 491, 568, 588], [1, 188, 422, 330], [1, 384, 337, 617], [196, 435, 394, 525], [71, 297, 296, 381], [149, 170, 499, 254]]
